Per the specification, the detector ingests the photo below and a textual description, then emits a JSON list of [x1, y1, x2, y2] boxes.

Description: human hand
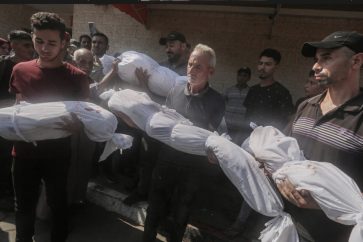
[[135, 67, 150, 89], [276, 178, 320, 209], [206, 148, 219, 165], [110, 58, 121, 75]]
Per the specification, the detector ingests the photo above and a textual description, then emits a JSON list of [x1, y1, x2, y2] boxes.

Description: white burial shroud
[[0, 101, 133, 161], [108, 89, 161, 131], [243, 126, 363, 242], [108, 89, 216, 156], [205, 135, 298, 242], [116, 51, 187, 97]]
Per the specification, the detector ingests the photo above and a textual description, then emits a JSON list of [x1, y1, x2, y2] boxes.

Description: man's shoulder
[[12, 59, 36, 72], [273, 81, 291, 93], [64, 62, 88, 76]]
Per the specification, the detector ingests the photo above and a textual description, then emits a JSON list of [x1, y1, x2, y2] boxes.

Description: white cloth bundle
[[145, 108, 192, 144], [117, 51, 159, 86], [148, 66, 179, 97], [108, 89, 161, 130], [100, 54, 115, 75], [0, 101, 133, 161], [170, 124, 216, 156], [205, 135, 298, 242], [273, 161, 363, 242], [242, 126, 305, 174], [117, 51, 187, 97], [244, 126, 363, 242], [107, 89, 216, 156]]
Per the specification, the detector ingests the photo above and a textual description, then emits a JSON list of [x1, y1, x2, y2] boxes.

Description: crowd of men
[[0, 11, 362, 242]]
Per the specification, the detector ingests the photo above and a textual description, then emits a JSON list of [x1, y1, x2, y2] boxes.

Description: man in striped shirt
[[224, 67, 251, 145], [278, 31, 363, 242]]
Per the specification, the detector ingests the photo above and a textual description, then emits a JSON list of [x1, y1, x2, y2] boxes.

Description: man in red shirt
[[9, 12, 90, 242]]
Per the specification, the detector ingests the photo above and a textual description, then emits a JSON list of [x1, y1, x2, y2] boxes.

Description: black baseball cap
[[159, 31, 186, 45], [302, 31, 363, 57]]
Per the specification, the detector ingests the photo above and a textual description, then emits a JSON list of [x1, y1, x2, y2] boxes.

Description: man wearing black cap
[[158, 31, 190, 75], [278, 31, 363, 242]]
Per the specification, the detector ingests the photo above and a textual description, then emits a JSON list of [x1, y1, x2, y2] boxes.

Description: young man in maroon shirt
[[9, 12, 90, 242]]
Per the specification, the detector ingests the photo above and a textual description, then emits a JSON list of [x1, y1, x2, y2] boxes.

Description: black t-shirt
[[0, 55, 16, 100], [159, 84, 225, 169], [244, 81, 293, 130]]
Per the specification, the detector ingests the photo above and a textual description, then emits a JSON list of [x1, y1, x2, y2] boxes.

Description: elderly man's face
[[75, 52, 94, 75], [187, 50, 214, 87]]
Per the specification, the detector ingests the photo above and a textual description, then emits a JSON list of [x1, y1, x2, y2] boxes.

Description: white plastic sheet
[[205, 135, 298, 242], [0, 101, 133, 161]]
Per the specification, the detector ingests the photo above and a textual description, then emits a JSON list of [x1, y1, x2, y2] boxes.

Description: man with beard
[[158, 31, 190, 75], [244, 48, 294, 131], [278, 30, 363, 242]]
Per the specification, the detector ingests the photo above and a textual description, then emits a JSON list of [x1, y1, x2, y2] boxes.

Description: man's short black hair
[[259, 48, 281, 64], [91, 32, 109, 45], [30, 12, 66, 40], [237, 66, 251, 76], [7, 30, 32, 42], [79, 34, 91, 43]]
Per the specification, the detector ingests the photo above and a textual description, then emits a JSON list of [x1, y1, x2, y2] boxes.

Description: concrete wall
[[0, 4, 73, 38], [72, 4, 363, 102], [1, 4, 362, 102]]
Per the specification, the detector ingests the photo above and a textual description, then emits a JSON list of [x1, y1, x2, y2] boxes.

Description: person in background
[[0, 30, 34, 212], [9, 12, 90, 242], [224, 66, 251, 145], [91, 32, 115, 83], [278, 30, 363, 242], [79, 34, 92, 50], [244, 48, 294, 131], [294, 69, 327, 110], [0, 37, 10, 56]]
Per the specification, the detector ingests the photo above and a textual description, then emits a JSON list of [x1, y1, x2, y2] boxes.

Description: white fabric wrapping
[[148, 66, 179, 97], [100, 54, 115, 75], [108, 89, 161, 130], [0, 101, 133, 161], [244, 126, 363, 242], [170, 124, 216, 156], [145, 108, 192, 145], [205, 135, 298, 242], [273, 161, 363, 242], [116, 51, 186, 97], [117, 51, 159, 86], [241, 126, 305, 174], [175, 76, 188, 86]]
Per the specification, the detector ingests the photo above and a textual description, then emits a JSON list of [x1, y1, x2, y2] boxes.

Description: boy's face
[[32, 29, 65, 63]]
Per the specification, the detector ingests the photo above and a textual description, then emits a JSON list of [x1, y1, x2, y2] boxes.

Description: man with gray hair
[[143, 44, 225, 242]]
